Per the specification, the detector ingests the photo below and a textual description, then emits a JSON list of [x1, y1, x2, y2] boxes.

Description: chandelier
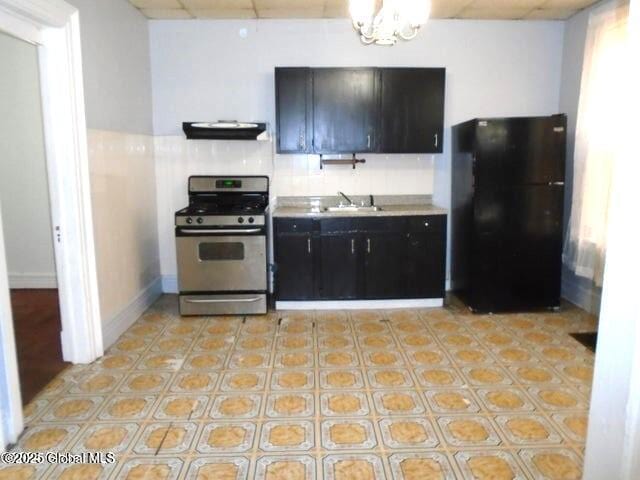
[[349, 0, 431, 45]]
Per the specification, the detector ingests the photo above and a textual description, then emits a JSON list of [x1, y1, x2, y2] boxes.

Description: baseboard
[[162, 275, 178, 294], [102, 277, 163, 349], [9, 273, 57, 289], [561, 270, 602, 315], [276, 299, 444, 310], [163, 273, 447, 308]]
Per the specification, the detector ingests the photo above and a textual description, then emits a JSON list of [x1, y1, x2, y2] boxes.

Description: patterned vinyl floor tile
[[2, 295, 598, 479]]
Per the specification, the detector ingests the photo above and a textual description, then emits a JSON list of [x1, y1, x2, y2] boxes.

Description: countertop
[[271, 195, 448, 218]]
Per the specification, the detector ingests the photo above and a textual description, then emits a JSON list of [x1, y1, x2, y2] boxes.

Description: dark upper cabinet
[[275, 68, 312, 153], [379, 68, 445, 153], [319, 234, 360, 299], [273, 219, 315, 300], [313, 68, 378, 153], [275, 67, 445, 154]]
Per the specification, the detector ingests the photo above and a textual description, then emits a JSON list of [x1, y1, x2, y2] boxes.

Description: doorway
[[0, 0, 105, 447], [0, 31, 69, 405]]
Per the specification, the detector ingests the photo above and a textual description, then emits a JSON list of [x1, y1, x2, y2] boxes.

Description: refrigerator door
[[471, 184, 564, 312], [474, 115, 566, 187]]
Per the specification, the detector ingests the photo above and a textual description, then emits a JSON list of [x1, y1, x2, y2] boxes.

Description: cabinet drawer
[[351, 217, 407, 232], [274, 218, 314, 234], [319, 218, 357, 233], [406, 215, 446, 233]]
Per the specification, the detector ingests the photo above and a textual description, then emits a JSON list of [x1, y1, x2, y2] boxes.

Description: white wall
[[67, 0, 153, 135], [66, 0, 161, 345], [558, 2, 604, 314], [0, 32, 57, 289], [150, 19, 564, 137], [150, 19, 565, 282]]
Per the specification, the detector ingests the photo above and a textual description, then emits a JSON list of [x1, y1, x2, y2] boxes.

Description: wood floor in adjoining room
[[10, 289, 68, 405], [4, 294, 597, 479]]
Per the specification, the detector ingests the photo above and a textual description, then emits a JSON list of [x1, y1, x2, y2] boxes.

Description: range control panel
[[189, 176, 268, 194], [176, 215, 266, 227]]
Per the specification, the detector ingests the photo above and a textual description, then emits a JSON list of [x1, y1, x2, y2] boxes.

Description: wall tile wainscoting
[[1, 295, 596, 479], [88, 130, 162, 347]]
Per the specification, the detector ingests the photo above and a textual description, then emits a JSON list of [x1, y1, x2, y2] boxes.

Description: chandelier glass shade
[[349, 0, 431, 45]]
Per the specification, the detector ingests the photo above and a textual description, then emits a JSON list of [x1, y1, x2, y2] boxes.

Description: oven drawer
[[176, 234, 267, 292], [179, 294, 267, 315]]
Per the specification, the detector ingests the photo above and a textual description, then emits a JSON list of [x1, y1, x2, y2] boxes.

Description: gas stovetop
[[174, 175, 269, 227], [176, 204, 267, 217]]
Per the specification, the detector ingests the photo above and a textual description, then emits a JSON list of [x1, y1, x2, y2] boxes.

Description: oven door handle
[[184, 297, 262, 303], [179, 228, 262, 234]]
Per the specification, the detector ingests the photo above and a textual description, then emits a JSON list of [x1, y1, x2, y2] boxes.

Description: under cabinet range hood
[[182, 121, 268, 140]]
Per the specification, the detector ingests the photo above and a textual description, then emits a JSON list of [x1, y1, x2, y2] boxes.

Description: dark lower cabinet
[[363, 233, 407, 299], [319, 234, 359, 299], [273, 220, 316, 300], [406, 232, 446, 298], [274, 215, 447, 301]]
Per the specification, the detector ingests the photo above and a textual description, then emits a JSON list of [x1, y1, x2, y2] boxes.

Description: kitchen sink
[[322, 205, 383, 213]]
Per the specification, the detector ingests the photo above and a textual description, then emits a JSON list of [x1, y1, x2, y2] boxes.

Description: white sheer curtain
[[564, 0, 629, 286]]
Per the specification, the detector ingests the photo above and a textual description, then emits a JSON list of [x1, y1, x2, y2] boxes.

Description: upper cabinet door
[[275, 67, 312, 153], [312, 68, 377, 153], [380, 68, 445, 153]]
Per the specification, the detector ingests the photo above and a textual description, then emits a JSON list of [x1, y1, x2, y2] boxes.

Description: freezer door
[[471, 184, 564, 312], [474, 115, 566, 187]]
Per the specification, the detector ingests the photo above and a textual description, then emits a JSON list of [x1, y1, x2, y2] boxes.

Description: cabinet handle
[[367, 238, 371, 253], [434, 133, 438, 148], [367, 134, 371, 149], [351, 238, 355, 254], [307, 238, 312, 254], [424, 221, 429, 227]]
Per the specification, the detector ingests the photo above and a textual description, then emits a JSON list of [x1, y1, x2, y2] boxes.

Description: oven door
[[176, 228, 267, 292]]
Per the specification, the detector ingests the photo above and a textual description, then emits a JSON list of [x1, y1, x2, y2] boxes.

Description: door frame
[[0, 0, 103, 446]]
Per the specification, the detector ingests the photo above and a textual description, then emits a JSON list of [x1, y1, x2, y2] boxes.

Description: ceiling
[[128, 0, 599, 21]]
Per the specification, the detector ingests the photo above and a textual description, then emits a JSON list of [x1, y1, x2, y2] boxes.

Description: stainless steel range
[[175, 176, 269, 316]]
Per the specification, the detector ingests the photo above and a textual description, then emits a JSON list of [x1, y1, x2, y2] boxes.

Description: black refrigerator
[[451, 114, 566, 313]]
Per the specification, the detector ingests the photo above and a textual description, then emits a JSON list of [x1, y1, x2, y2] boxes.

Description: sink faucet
[[337, 191, 355, 206]]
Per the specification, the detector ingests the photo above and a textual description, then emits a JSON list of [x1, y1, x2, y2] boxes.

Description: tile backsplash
[[273, 152, 435, 199], [154, 136, 435, 198], [154, 136, 437, 278]]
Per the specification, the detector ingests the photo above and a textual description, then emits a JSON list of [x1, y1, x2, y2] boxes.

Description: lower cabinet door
[[406, 232, 446, 298], [319, 234, 359, 299], [275, 234, 315, 300], [364, 233, 407, 299]]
